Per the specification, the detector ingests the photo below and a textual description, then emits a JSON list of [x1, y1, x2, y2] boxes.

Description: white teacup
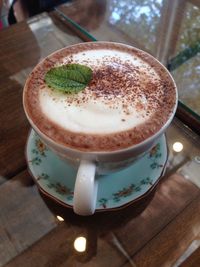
[[23, 42, 178, 215]]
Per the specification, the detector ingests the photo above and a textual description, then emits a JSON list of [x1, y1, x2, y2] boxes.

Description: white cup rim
[[23, 41, 178, 155]]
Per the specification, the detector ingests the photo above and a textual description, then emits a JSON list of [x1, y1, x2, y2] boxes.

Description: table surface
[[0, 1, 200, 266]]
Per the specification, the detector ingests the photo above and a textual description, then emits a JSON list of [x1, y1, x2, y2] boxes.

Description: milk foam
[[39, 49, 161, 134]]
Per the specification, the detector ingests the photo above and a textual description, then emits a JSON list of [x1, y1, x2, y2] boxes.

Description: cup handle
[[73, 159, 97, 216]]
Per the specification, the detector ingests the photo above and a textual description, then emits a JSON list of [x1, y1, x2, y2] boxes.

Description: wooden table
[[0, 2, 200, 266]]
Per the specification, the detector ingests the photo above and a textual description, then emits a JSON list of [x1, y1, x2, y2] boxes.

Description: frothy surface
[[24, 42, 177, 151], [39, 49, 160, 134]]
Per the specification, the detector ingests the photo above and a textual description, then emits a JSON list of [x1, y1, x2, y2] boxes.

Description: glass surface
[[169, 1, 200, 119], [59, 0, 200, 120], [171, 56, 200, 116], [105, 0, 163, 55], [0, 7, 200, 267]]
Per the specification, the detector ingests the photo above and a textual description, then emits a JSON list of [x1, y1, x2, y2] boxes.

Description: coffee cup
[[23, 42, 177, 215]]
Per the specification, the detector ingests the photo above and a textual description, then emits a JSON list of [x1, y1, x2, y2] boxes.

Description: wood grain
[[4, 173, 199, 267], [127, 193, 200, 267], [0, 23, 40, 181], [0, 170, 56, 266], [0, 76, 30, 181], [179, 246, 200, 267], [113, 174, 200, 258], [0, 22, 40, 75], [4, 224, 129, 267]]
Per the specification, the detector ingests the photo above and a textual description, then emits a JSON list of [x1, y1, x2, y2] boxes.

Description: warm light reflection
[[173, 142, 183, 152], [74, 237, 86, 252], [56, 215, 64, 221]]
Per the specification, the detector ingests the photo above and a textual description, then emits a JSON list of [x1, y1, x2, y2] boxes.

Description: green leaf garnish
[[44, 64, 92, 93]]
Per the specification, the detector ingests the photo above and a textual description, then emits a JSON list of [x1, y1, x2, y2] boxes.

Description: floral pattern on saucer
[[29, 138, 48, 165], [26, 130, 168, 211]]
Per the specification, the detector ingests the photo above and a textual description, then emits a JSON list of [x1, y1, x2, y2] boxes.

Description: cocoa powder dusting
[[62, 54, 164, 115]]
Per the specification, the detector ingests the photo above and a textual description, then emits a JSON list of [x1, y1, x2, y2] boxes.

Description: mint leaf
[[44, 64, 92, 93]]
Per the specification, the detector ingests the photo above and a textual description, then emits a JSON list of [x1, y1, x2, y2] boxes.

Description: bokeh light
[[74, 237, 87, 252], [56, 215, 64, 221], [173, 142, 183, 152]]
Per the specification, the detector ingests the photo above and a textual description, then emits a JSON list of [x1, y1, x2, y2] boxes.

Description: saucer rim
[[25, 129, 168, 213]]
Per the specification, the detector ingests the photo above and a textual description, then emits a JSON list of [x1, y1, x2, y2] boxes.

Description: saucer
[[26, 130, 168, 212]]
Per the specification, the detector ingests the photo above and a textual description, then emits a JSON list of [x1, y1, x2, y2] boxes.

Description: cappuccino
[[23, 42, 177, 151]]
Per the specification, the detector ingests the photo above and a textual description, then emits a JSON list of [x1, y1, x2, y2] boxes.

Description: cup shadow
[[39, 183, 157, 262]]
